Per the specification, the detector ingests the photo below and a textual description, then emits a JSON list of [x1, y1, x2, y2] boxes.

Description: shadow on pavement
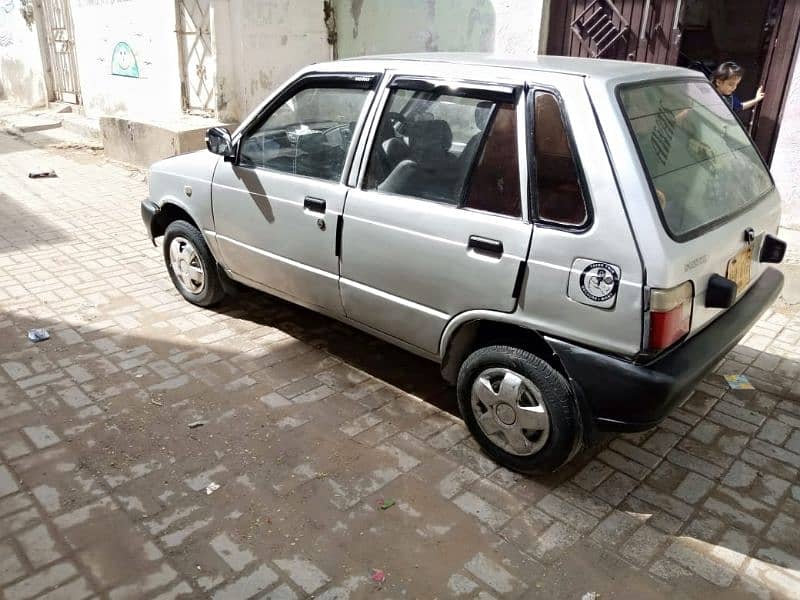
[[0, 191, 71, 251]]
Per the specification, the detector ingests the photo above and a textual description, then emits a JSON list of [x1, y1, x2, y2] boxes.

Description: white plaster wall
[[71, 0, 183, 121], [219, 0, 330, 121], [0, 0, 47, 106], [772, 42, 800, 230], [210, 0, 240, 122], [335, 0, 547, 59]]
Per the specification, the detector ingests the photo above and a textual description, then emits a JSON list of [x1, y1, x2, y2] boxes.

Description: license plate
[[726, 244, 753, 293]]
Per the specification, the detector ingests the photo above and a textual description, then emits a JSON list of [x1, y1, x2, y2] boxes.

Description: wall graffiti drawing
[[0, 0, 15, 47], [111, 41, 139, 77]]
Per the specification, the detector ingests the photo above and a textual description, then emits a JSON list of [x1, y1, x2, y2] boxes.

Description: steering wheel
[[386, 111, 408, 135], [321, 122, 352, 143]]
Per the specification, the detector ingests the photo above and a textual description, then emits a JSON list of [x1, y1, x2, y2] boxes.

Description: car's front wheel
[[457, 345, 580, 474], [163, 220, 225, 307]]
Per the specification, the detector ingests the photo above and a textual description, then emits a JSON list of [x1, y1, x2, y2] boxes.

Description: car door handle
[[304, 196, 326, 214], [468, 235, 503, 256]]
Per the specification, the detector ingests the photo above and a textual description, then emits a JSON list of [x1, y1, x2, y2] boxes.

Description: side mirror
[[206, 127, 234, 160]]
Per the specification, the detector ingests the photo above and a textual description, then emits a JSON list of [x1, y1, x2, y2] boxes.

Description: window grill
[[570, 0, 631, 58]]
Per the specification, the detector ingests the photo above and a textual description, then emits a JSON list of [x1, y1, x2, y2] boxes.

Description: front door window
[[240, 86, 370, 182]]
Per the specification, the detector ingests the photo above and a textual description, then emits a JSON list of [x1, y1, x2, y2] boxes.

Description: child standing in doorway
[[711, 62, 765, 112]]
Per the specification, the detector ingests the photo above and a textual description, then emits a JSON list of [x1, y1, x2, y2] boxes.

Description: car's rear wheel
[[163, 220, 225, 307], [456, 345, 580, 474]]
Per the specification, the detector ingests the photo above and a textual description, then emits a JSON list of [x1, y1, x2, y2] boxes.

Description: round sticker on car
[[579, 262, 620, 303]]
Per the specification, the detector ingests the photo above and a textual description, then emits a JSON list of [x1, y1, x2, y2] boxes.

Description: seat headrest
[[408, 119, 453, 156]]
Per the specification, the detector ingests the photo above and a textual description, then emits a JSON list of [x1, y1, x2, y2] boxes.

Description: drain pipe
[[324, 1, 338, 61]]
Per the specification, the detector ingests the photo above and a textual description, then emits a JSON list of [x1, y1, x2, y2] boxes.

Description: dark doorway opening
[[676, 0, 774, 129]]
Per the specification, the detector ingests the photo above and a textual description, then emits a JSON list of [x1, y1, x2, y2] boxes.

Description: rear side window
[[532, 92, 588, 226], [619, 80, 774, 239], [364, 87, 521, 217]]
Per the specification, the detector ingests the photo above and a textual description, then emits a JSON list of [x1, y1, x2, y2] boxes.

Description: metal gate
[[40, 0, 81, 104], [176, 0, 215, 115]]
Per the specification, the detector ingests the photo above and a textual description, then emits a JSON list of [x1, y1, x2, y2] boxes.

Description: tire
[[456, 345, 580, 474], [163, 220, 225, 307]]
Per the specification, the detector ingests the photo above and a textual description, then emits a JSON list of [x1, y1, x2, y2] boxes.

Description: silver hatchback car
[[142, 54, 787, 473]]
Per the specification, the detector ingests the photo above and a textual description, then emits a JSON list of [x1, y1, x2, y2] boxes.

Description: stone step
[[47, 102, 74, 114], [59, 112, 101, 140], [0, 113, 62, 133]]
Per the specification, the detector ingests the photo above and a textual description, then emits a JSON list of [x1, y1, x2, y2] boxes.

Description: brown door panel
[[548, 0, 680, 64], [752, 0, 800, 162]]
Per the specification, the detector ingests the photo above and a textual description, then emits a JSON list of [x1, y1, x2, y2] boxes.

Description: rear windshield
[[619, 79, 773, 239]]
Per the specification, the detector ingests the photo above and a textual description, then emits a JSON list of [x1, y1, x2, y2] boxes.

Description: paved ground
[[1, 129, 800, 600]]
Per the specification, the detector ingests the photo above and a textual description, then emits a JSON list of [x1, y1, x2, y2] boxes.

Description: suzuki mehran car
[[142, 54, 786, 473]]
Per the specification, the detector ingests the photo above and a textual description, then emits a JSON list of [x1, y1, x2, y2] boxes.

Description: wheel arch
[[441, 315, 599, 448], [150, 200, 200, 240], [440, 316, 568, 385]]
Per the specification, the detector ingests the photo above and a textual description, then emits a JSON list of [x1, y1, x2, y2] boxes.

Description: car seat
[[378, 120, 461, 202]]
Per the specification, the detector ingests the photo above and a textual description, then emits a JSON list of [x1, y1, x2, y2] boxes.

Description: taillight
[[647, 281, 693, 352]]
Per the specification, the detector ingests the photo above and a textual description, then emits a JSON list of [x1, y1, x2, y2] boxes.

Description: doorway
[[40, 0, 81, 105], [676, 1, 771, 126], [546, 0, 800, 164]]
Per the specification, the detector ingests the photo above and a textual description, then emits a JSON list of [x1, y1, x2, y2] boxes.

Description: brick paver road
[[1, 130, 800, 599]]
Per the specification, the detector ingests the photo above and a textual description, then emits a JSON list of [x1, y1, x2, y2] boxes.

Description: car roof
[[338, 52, 698, 83]]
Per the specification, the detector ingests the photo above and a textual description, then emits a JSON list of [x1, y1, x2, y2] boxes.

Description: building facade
[[0, 0, 48, 107], [1, 0, 798, 228]]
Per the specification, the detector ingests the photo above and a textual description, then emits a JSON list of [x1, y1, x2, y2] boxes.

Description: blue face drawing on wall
[[111, 42, 140, 78]]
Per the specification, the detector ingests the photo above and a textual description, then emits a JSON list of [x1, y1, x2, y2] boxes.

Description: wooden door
[[547, 0, 683, 64], [751, 0, 800, 162]]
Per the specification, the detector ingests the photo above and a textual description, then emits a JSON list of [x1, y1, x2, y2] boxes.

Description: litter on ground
[[370, 569, 386, 583], [27, 329, 50, 343], [724, 374, 755, 390], [28, 169, 57, 178]]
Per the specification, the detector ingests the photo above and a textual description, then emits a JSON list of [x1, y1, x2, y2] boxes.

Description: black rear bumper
[[547, 267, 784, 431], [141, 199, 160, 244]]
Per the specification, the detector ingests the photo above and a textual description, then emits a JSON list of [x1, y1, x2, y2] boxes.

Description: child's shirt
[[721, 94, 743, 112]]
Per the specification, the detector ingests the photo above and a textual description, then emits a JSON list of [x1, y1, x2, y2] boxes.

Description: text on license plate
[[726, 245, 753, 294]]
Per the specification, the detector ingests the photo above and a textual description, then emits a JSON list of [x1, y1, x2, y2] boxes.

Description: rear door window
[[464, 103, 521, 217], [364, 84, 521, 217], [619, 79, 773, 240]]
